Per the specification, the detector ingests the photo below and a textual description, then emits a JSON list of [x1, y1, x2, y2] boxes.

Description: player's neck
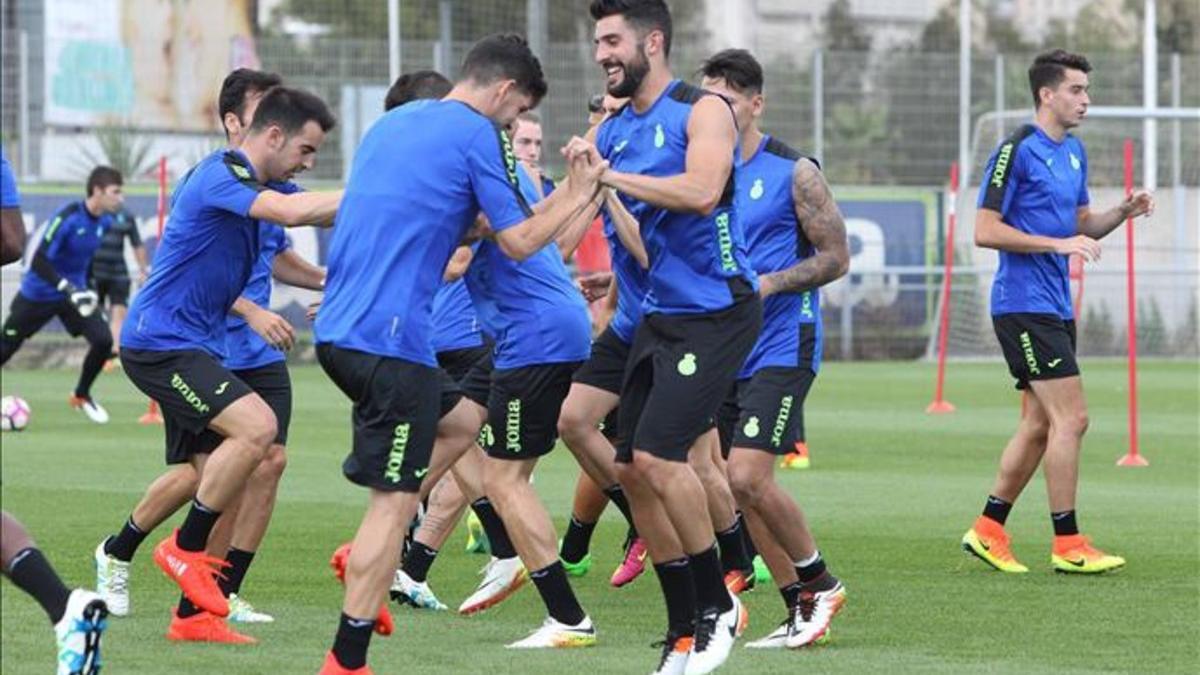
[[83, 196, 103, 218], [630, 67, 674, 113], [236, 141, 270, 183], [1033, 109, 1068, 142], [740, 126, 764, 163]]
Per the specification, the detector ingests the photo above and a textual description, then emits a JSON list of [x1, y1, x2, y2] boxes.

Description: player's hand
[[247, 306, 296, 351], [1122, 190, 1155, 219], [578, 271, 613, 302], [68, 288, 100, 318], [758, 273, 778, 298], [1055, 235, 1101, 262]]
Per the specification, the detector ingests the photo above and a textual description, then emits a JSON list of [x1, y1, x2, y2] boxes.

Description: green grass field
[[2, 359, 1197, 674]]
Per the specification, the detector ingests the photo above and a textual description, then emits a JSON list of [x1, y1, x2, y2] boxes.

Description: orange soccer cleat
[[166, 609, 257, 644], [961, 516, 1028, 573], [318, 651, 374, 675], [153, 530, 230, 616]]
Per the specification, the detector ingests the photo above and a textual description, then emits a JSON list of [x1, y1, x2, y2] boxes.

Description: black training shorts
[[992, 313, 1079, 390], [94, 278, 131, 307], [482, 361, 581, 461]]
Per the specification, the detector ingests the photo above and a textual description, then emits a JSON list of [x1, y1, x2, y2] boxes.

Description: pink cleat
[[610, 537, 647, 588]]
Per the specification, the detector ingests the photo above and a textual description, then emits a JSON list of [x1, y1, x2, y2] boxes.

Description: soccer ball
[[1, 395, 31, 431]]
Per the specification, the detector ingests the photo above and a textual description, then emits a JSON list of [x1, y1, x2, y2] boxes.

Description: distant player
[[701, 49, 850, 648], [1, 167, 124, 424], [313, 34, 604, 674], [88, 205, 148, 365], [962, 50, 1153, 574], [119, 86, 340, 633], [575, 2, 762, 672], [511, 111, 556, 200], [1, 152, 109, 675]]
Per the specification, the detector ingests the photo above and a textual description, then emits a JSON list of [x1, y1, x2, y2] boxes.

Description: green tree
[[822, 0, 871, 51]]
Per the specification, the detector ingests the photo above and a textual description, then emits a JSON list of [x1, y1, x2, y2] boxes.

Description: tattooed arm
[[758, 158, 850, 297]]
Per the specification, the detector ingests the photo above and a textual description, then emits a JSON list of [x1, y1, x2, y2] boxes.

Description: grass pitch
[[2, 359, 1197, 674]]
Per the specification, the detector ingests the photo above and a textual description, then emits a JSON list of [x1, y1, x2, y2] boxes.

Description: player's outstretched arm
[[975, 208, 1101, 261], [0, 207, 24, 265], [249, 189, 343, 228], [231, 296, 295, 351], [598, 96, 735, 215], [493, 153, 605, 261], [602, 188, 648, 269], [271, 248, 326, 291], [555, 187, 606, 261], [759, 159, 849, 297], [1076, 190, 1154, 240]]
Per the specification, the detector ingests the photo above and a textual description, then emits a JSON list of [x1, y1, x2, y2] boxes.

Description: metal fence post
[[812, 48, 824, 166], [388, 0, 401, 83], [527, 0, 548, 60], [994, 53, 1004, 144], [18, 29, 30, 179], [436, 0, 453, 76], [1170, 53, 1183, 271]]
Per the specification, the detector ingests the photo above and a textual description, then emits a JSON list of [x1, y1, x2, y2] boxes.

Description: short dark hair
[[699, 49, 764, 95], [248, 86, 337, 135], [589, 0, 673, 58], [384, 70, 452, 111], [460, 34, 547, 105], [86, 166, 122, 196], [218, 68, 283, 132], [587, 94, 606, 114], [1028, 49, 1091, 107]]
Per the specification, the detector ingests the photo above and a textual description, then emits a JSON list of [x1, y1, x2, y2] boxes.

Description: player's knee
[[727, 462, 766, 507], [1064, 409, 1089, 437], [556, 404, 591, 442], [238, 412, 277, 459], [259, 444, 288, 481]]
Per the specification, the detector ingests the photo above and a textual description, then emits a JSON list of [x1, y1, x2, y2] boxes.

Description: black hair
[[589, 0, 673, 58], [86, 166, 122, 196], [384, 70, 452, 111], [218, 68, 283, 135], [699, 49, 764, 95], [587, 94, 606, 114], [1028, 49, 1091, 107], [459, 34, 548, 105], [248, 86, 337, 135]]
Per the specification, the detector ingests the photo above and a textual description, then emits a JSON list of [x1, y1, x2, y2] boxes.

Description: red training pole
[[1069, 254, 1085, 318], [1117, 139, 1146, 466], [139, 157, 168, 426], [927, 162, 958, 414]]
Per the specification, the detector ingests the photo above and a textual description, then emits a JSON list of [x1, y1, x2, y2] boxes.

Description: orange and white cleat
[[328, 543, 395, 636], [153, 530, 230, 617], [166, 609, 257, 644]]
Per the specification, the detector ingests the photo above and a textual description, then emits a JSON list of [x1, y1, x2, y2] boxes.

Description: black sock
[[983, 495, 1013, 525], [716, 517, 752, 574], [1052, 510, 1079, 536], [779, 581, 802, 610], [76, 339, 111, 398], [177, 594, 203, 619], [560, 516, 596, 564], [177, 499, 220, 552], [470, 498, 517, 559], [688, 545, 732, 614], [401, 542, 439, 583], [602, 484, 637, 532], [7, 548, 71, 624], [529, 562, 586, 626], [104, 516, 148, 562], [653, 558, 697, 638], [739, 513, 759, 561], [219, 548, 256, 597], [331, 612, 374, 670]]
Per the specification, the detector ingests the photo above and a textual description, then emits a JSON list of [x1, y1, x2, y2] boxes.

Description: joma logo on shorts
[[991, 143, 1014, 188], [1019, 331, 1041, 376], [800, 291, 814, 320], [171, 373, 210, 414], [505, 399, 522, 452], [770, 395, 794, 447], [384, 423, 410, 483], [714, 212, 738, 272]]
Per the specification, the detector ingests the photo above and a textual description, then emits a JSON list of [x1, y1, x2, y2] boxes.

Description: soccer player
[[576, 2, 762, 672], [1, 166, 124, 424], [119, 86, 340, 632], [511, 111, 556, 200], [700, 49, 851, 648], [962, 50, 1152, 575], [1, 152, 109, 675], [88, 205, 148, 364], [313, 34, 604, 674]]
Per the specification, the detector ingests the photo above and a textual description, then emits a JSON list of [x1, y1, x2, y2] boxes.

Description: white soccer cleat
[[505, 615, 597, 649], [70, 396, 109, 424], [55, 589, 108, 675], [651, 634, 692, 674], [227, 593, 275, 623], [784, 582, 846, 649], [457, 556, 527, 615], [684, 594, 744, 675], [93, 540, 130, 617], [390, 569, 447, 611]]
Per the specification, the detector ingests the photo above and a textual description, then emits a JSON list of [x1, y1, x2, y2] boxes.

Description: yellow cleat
[[1052, 535, 1125, 574], [961, 516, 1028, 573], [780, 442, 811, 470]]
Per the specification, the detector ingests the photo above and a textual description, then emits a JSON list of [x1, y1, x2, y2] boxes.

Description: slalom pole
[[138, 156, 167, 425], [1117, 139, 1147, 466], [927, 162, 958, 414]]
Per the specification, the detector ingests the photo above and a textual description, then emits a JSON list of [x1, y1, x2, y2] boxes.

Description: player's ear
[[223, 112, 242, 139]]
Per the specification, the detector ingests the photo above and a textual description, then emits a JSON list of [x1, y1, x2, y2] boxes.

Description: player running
[[962, 50, 1152, 575], [1, 166, 125, 424], [1, 152, 109, 675], [574, 2, 762, 672], [88, 204, 148, 367], [700, 49, 851, 648], [313, 34, 605, 674]]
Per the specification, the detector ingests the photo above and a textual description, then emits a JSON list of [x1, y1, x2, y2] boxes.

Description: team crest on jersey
[[749, 178, 764, 200], [654, 124, 665, 148], [1069, 152, 1081, 170]]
